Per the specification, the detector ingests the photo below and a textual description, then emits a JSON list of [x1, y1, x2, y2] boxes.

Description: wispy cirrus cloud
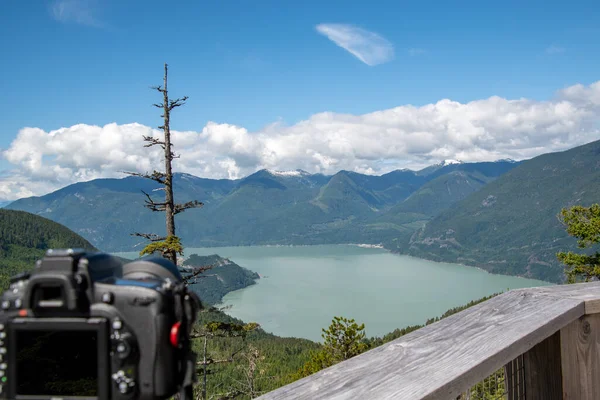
[[315, 24, 394, 66], [546, 45, 566, 55], [50, 0, 103, 27]]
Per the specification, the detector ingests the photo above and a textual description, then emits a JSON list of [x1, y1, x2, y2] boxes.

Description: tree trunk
[[162, 63, 177, 265]]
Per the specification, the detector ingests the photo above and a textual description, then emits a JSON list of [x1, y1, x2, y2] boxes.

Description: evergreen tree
[[294, 316, 367, 379], [557, 204, 600, 283], [125, 63, 202, 264]]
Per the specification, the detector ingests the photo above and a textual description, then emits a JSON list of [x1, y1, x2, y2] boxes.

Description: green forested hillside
[[183, 254, 260, 305], [6, 161, 519, 252], [0, 209, 97, 289], [396, 139, 600, 283], [387, 170, 496, 217]]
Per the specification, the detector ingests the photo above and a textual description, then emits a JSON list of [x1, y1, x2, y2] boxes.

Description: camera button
[[0, 363, 6, 370], [0, 349, 6, 355], [118, 381, 129, 394], [1, 301, 9, 310], [112, 319, 123, 330], [0, 324, 4, 331], [0, 333, 5, 340], [101, 292, 114, 304], [14, 299, 22, 309]]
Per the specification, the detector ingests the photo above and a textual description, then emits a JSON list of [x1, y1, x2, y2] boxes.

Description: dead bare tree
[[124, 63, 202, 264]]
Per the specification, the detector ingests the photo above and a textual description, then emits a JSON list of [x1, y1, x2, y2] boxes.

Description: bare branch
[[197, 358, 235, 366], [130, 232, 167, 242], [168, 96, 189, 111], [141, 190, 167, 212], [152, 103, 163, 108], [142, 135, 165, 148], [150, 85, 165, 93], [182, 264, 214, 285], [122, 170, 166, 184], [174, 200, 204, 215]]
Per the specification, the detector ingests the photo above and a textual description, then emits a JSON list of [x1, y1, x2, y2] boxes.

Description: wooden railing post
[[521, 331, 562, 399], [560, 311, 600, 400]]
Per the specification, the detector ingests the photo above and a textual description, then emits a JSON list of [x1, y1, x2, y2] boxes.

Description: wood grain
[[523, 331, 562, 400], [560, 313, 600, 400], [257, 283, 600, 400], [584, 298, 600, 315]]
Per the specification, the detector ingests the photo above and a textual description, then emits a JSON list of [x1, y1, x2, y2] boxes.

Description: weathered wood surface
[[560, 313, 600, 400], [258, 282, 600, 400], [523, 331, 562, 400]]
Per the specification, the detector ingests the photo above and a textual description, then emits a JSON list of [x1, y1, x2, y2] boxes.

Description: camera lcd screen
[[16, 329, 99, 396]]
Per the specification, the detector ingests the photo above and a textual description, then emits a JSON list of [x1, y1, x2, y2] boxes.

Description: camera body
[[0, 249, 200, 400]]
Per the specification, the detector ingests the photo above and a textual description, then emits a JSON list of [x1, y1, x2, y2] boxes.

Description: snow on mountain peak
[[267, 169, 310, 177], [440, 159, 463, 166]]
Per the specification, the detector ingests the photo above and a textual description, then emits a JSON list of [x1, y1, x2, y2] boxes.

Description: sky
[[1, 0, 600, 201]]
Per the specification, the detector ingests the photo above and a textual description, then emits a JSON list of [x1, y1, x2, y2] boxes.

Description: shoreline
[[386, 248, 555, 285], [111, 243, 553, 285]]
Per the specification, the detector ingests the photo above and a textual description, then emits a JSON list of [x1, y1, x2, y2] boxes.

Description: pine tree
[[294, 316, 367, 379], [125, 63, 202, 264], [557, 204, 600, 283]]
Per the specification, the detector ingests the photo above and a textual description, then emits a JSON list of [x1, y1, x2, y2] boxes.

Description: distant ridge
[[6, 160, 520, 256], [393, 139, 600, 283]]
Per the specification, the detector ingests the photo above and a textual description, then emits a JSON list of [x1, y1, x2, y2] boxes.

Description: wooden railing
[[257, 281, 600, 400]]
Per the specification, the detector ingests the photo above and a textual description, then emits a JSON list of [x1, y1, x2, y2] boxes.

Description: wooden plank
[[523, 331, 562, 400], [561, 313, 600, 400], [523, 281, 600, 301], [584, 299, 600, 315], [258, 287, 589, 400]]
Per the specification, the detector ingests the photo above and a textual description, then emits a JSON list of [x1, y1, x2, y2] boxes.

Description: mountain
[[0, 209, 97, 289], [394, 140, 600, 283], [417, 159, 464, 176], [0, 201, 10, 209], [5, 161, 520, 252], [182, 254, 259, 305], [387, 166, 514, 218]]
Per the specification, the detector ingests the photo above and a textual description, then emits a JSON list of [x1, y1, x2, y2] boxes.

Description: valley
[[6, 139, 599, 284]]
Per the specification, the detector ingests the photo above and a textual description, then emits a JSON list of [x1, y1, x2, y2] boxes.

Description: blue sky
[[1, 0, 600, 200]]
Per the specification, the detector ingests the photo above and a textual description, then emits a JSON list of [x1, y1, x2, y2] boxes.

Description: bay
[[114, 244, 552, 342]]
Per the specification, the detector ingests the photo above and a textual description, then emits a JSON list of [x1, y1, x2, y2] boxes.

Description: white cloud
[[315, 24, 394, 66], [50, 0, 102, 27], [546, 45, 566, 54], [2, 81, 600, 201]]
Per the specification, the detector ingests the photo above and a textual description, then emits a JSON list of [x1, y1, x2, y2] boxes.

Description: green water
[[114, 245, 551, 342]]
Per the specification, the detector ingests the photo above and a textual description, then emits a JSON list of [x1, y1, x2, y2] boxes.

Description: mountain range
[[8, 137, 599, 284], [5, 159, 519, 253], [392, 140, 600, 283]]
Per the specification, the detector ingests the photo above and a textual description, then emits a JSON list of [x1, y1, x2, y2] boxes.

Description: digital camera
[[0, 248, 200, 400]]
